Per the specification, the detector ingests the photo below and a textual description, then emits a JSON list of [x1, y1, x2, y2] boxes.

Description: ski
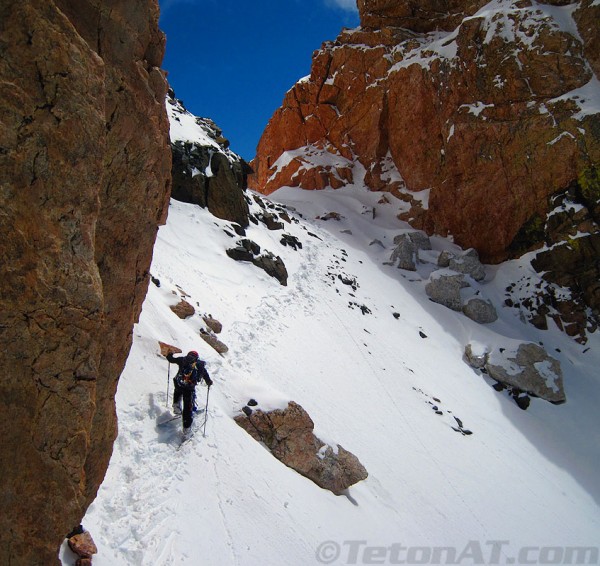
[[157, 414, 180, 427], [157, 408, 204, 428], [176, 410, 207, 449], [177, 432, 194, 450]]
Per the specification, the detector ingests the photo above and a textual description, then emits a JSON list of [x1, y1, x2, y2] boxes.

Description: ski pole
[[203, 386, 210, 437], [166, 360, 171, 408]]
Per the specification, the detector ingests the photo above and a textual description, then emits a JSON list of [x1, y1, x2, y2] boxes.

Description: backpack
[[176, 360, 199, 389]]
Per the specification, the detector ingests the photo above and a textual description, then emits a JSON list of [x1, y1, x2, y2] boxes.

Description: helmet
[[187, 350, 199, 359]]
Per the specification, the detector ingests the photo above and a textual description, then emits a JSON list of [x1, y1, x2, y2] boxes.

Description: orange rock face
[[0, 1, 170, 563], [250, 0, 600, 263], [357, 0, 488, 32]]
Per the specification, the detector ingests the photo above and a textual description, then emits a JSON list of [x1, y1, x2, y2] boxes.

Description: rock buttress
[[250, 0, 600, 264], [0, 1, 171, 563]]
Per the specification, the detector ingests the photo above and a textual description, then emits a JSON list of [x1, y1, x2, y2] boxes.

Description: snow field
[[69, 186, 600, 566]]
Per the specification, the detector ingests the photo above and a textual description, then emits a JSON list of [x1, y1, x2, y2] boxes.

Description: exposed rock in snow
[[318, 211, 345, 222], [464, 343, 488, 369], [437, 250, 454, 268], [462, 297, 498, 324], [485, 343, 566, 404], [389, 231, 433, 271], [235, 401, 368, 495], [253, 253, 289, 286], [448, 248, 486, 282], [406, 231, 433, 251], [202, 315, 223, 334], [390, 233, 418, 271], [226, 244, 256, 263], [506, 185, 599, 343], [158, 341, 182, 357], [170, 300, 195, 319], [280, 234, 303, 250], [426, 272, 470, 311], [226, 239, 288, 285], [68, 530, 98, 560], [258, 212, 285, 231], [200, 329, 229, 355]]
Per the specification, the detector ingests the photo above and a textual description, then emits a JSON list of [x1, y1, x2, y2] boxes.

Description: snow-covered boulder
[[462, 297, 498, 324], [485, 343, 566, 404], [235, 401, 367, 495], [464, 343, 488, 370], [425, 272, 470, 311]]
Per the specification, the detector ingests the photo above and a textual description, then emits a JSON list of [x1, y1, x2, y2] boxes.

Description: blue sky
[[159, 0, 359, 161]]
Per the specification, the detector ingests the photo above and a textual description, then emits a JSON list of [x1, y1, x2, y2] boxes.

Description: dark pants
[[173, 381, 195, 429]]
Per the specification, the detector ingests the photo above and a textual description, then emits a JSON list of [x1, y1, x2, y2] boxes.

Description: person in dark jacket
[[166, 350, 212, 435]]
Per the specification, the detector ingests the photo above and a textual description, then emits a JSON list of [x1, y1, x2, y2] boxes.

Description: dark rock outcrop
[[506, 184, 600, 342], [253, 253, 289, 286], [226, 239, 289, 285], [0, 1, 171, 563], [168, 91, 250, 227], [235, 401, 368, 495]]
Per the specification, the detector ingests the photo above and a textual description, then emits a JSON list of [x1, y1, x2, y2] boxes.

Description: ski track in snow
[[73, 188, 600, 565]]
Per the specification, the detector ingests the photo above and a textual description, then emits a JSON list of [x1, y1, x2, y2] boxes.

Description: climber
[[166, 350, 212, 436]]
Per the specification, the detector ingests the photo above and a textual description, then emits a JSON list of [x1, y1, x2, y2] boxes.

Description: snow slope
[[66, 185, 600, 565]]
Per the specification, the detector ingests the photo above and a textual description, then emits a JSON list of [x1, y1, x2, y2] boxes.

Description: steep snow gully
[[63, 186, 600, 565]]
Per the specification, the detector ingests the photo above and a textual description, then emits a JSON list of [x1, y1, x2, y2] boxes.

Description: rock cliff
[[0, 1, 171, 563], [250, 0, 599, 263]]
